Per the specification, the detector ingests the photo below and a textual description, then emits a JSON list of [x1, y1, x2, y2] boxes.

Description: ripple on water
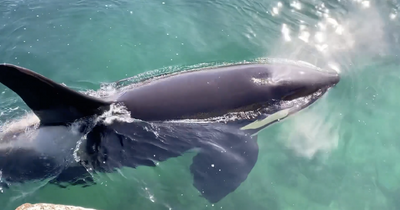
[[0, 0, 400, 209]]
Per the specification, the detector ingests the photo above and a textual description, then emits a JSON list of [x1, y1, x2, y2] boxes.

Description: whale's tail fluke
[[0, 64, 112, 126]]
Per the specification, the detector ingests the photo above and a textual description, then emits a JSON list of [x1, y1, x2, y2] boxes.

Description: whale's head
[[281, 64, 338, 107], [237, 62, 340, 133], [271, 64, 339, 100], [235, 62, 340, 122], [252, 63, 339, 103]]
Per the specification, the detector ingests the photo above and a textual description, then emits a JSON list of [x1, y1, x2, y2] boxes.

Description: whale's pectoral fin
[[189, 133, 259, 203], [0, 64, 112, 126]]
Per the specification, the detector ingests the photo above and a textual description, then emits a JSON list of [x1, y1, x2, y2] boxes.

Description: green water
[[1, 0, 400, 209]]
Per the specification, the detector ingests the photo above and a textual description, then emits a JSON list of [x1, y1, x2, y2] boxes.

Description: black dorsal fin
[[0, 64, 112, 126]]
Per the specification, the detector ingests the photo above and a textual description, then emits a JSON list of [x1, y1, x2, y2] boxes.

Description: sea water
[[0, 0, 400, 209]]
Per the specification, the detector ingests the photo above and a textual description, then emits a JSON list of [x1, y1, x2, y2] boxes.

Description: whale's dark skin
[[0, 62, 340, 203]]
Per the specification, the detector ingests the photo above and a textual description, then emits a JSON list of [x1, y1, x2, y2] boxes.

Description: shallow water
[[0, 0, 400, 209]]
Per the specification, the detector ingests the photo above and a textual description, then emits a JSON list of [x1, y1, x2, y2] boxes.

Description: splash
[[285, 113, 340, 160], [0, 112, 39, 142], [268, 0, 396, 74], [95, 103, 136, 125], [261, 0, 397, 160], [71, 103, 138, 163], [279, 94, 341, 160]]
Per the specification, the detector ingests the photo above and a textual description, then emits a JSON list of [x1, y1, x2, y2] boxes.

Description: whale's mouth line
[[164, 87, 329, 125], [283, 87, 328, 115]]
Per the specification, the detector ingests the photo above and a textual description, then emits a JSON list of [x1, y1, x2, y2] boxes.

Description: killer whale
[[0, 62, 340, 203]]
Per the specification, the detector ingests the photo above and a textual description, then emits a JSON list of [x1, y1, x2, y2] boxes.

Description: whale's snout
[[313, 70, 340, 88]]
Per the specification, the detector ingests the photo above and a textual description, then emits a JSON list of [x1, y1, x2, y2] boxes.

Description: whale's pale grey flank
[[0, 62, 340, 203]]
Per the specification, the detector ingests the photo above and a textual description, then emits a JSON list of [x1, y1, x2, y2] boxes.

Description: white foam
[[95, 103, 136, 125], [0, 113, 40, 144]]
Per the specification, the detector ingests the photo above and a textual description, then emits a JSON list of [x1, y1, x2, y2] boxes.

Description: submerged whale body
[[0, 62, 340, 203]]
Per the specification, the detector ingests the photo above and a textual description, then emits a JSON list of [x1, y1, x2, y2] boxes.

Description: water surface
[[1, 0, 400, 209]]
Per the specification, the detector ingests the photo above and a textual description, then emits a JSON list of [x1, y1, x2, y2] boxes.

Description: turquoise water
[[1, 0, 400, 209]]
